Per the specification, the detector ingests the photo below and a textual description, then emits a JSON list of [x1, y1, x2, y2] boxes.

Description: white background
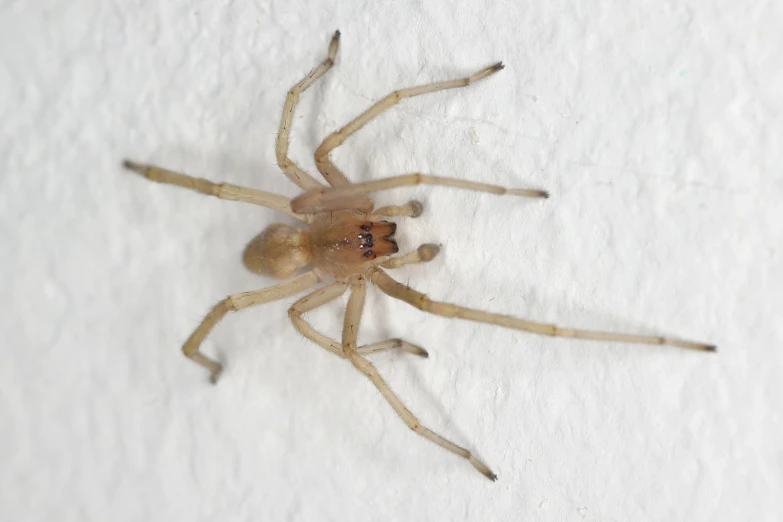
[[2, 1, 781, 520]]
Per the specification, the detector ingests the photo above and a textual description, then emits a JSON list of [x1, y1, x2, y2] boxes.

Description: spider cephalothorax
[[242, 214, 400, 280], [124, 30, 714, 481], [309, 214, 399, 274]]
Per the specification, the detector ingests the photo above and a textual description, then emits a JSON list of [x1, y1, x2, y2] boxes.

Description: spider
[[123, 31, 715, 481]]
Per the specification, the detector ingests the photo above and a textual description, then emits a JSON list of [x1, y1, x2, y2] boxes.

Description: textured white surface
[[2, 1, 782, 520]]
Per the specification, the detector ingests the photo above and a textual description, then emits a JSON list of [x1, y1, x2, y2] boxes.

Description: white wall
[[1, 1, 780, 520]]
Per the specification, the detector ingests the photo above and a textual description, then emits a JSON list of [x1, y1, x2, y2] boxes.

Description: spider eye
[[363, 250, 374, 258]]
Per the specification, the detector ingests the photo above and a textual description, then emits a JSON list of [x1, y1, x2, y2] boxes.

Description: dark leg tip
[[409, 200, 424, 218], [539, 190, 550, 199], [209, 366, 223, 385], [492, 62, 505, 72], [122, 159, 146, 175], [333, 30, 341, 39], [486, 471, 498, 482], [705, 345, 718, 353], [419, 349, 429, 359]]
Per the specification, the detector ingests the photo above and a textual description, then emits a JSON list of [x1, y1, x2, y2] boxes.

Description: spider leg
[[289, 281, 350, 357], [369, 200, 424, 220], [378, 244, 440, 270], [289, 281, 427, 358], [276, 30, 340, 191], [288, 192, 375, 214], [342, 280, 497, 481], [122, 161, 306, 221], [278, 31, 373, 212], [357, 339, 428, 358], [314, 62, 506, 190], [183, 271, 320, 383], [290, 173, 547, 213], [369, 268, 717, 352]]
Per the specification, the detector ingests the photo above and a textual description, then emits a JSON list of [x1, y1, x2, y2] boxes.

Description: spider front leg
[[276, 30, 340, 191], [314, 62, 506, 188], [278, 31, 372, 212], [122, 161, 306, 220], [291, 173, 547, 213], [342, 280, 497, 481], [183, 271, 320, 383]]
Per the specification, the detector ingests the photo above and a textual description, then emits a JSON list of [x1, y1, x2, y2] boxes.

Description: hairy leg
[[123, 160, 305, 220], [288, 282, 427, 358], [276, 31, 339, 190], [315, 63, 506, 189], [289, 281, 350, 357], [369, 268, 716, 352], [342, 280, 496, 480], [357, 339, 428, 358], [291, 173, 547, 213], [183, 271, 320, 383]]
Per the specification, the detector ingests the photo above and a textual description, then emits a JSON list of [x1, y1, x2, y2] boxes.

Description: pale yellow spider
[[124, 31, 715, 481]]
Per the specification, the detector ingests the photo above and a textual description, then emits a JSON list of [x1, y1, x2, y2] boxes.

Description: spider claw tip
[[492, 62, 505, 72], [209, 366, 224, 385], [122, 159, 146, 174], [705, 344, 717, 352]]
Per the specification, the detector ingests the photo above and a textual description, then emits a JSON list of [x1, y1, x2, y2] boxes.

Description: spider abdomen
[[242, 223, 313, 279]]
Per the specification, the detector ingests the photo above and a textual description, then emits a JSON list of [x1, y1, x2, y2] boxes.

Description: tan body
[[243, 213, 400, 280], [124, 31, 714, 482]]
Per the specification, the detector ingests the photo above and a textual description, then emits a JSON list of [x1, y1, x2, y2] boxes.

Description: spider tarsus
[[209, 365, 224, 385], [507, 188, 549, 199], [122, 159, 147, 175], [491, 62, 505, 72], [679, 340, 716, 352], [469, 456, 498, 481], [396, 340, 429, 357], [327, 30, 341, 60], [409, 344, 429, 358]]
